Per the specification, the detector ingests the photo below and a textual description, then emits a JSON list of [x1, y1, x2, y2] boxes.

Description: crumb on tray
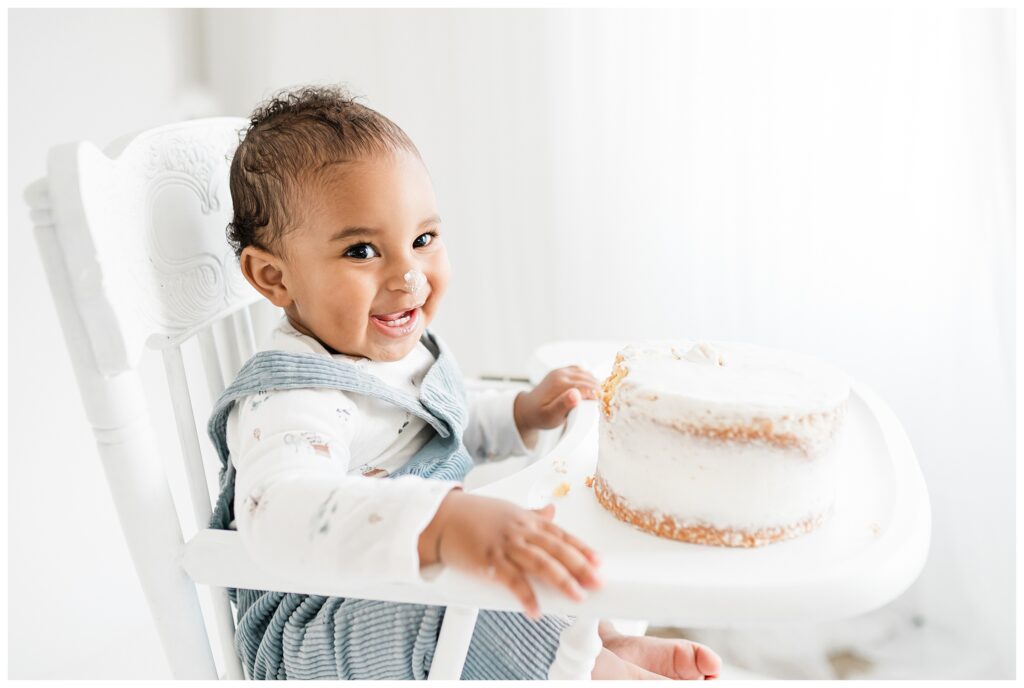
[[552, 481, 571, 497]]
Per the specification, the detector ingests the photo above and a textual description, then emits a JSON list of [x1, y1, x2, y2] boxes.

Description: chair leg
[[428, 605, 479, 680], [86, 381, 220, 679], [548, 615, 602, 680], [32, 220, 219, 679]]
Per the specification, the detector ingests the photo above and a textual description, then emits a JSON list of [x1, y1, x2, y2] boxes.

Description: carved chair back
[[25, 117, 259, 678]]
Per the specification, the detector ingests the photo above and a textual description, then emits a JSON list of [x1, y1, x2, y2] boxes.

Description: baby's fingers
[[540, 520, 603, 572], [507, 541, 587, 603], [526, 528, 603, 590], [490, 554, 541, 620]]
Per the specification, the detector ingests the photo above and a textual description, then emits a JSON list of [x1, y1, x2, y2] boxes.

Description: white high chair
[[23, 117, 629, 680], [25, 116, 931, 681]]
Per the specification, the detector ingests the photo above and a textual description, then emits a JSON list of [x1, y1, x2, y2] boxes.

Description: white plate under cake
[[595, 341, 850, 547]]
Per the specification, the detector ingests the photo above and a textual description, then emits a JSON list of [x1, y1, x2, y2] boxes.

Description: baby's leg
[[459, 609, 571, 679]]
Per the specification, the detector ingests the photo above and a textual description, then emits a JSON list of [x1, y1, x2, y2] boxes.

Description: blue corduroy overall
[[207, 329, 571, 679]]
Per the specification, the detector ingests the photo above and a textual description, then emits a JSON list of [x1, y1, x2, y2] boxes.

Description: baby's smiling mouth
[[370, 304, 422, 337], [370, 301, 425, 328]]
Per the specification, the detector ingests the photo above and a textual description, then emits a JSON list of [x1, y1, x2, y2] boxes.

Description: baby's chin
[[365, 322, 431, 361]]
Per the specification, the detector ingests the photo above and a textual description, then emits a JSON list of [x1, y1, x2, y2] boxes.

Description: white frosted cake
[[594, 341, 850, 547]]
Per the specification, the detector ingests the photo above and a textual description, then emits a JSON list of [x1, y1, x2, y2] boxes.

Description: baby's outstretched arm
[[417, 489, 603, 619], [463, 388, 540, 461], [513, 365, 600, 450], [464, 366, 599, 462]]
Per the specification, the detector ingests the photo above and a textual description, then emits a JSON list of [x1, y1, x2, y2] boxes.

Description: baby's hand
[[420, 489, 603, 619], [513, 366, 600, 442]]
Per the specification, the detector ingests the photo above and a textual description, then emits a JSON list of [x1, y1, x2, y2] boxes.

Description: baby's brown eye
[[414, 231, 438, 248], [344, 243, 378, 260]]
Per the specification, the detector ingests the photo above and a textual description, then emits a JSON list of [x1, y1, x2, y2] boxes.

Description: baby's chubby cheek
[[423, 290, 444, 325]]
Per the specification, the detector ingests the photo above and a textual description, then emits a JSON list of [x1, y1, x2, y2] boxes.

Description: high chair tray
[[468, 340, 932, 627], [181, 342, 929, 630]]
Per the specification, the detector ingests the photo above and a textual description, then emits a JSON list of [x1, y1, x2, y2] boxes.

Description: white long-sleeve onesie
[[225, 317, 539, 586]]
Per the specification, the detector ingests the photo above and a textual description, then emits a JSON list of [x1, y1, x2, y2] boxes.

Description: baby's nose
[[402, 268, 426, 294]]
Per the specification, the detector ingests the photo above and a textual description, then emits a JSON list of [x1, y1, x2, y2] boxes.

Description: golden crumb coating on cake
[[592, 473, 826, 547], [644, 404, 847, 457], [599, 353, 630, 419]]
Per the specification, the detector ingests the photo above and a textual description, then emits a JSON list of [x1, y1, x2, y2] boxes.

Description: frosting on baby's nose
[[403, 269, 426, 294]]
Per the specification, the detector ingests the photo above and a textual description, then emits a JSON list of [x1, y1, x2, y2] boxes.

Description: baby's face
[[273, 151, 449, 361]]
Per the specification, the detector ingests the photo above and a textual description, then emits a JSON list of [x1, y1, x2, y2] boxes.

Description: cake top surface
[[612, 340, 850, 413]]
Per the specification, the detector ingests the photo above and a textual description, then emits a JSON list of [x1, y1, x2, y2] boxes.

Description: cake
[[594, 341, 850, 547]]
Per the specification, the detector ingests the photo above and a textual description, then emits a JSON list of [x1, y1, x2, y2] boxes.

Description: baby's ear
[[240, 246, 292, 308]]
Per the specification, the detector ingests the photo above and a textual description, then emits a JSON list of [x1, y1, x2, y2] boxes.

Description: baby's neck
[[284, 314, 365, 359]]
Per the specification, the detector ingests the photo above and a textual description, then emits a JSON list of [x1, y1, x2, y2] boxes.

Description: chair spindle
[[197, 327, 226, 403], [161, 345, 215, 529]]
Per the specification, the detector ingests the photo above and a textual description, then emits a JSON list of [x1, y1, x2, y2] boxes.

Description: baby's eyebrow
[[328, 215, 442, 243], [329, 226, 379, 243]]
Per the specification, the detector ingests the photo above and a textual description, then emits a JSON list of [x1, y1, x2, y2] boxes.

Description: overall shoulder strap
[[417, 330, 469, 437], [212, 349, 452, 438]]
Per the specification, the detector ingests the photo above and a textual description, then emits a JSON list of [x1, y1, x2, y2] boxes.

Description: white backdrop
[[9, 8, 1014, 679]]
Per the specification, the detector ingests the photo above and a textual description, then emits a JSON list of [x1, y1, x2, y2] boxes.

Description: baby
[[210, 85, 721, 680]]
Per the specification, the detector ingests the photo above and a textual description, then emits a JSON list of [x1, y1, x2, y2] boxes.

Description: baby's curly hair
[[227, 84, 420, 258]]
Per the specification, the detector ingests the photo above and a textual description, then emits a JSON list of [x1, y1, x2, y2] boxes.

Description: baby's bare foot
[[591, 647, 669, 680], [602, 634, 722, 680]]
